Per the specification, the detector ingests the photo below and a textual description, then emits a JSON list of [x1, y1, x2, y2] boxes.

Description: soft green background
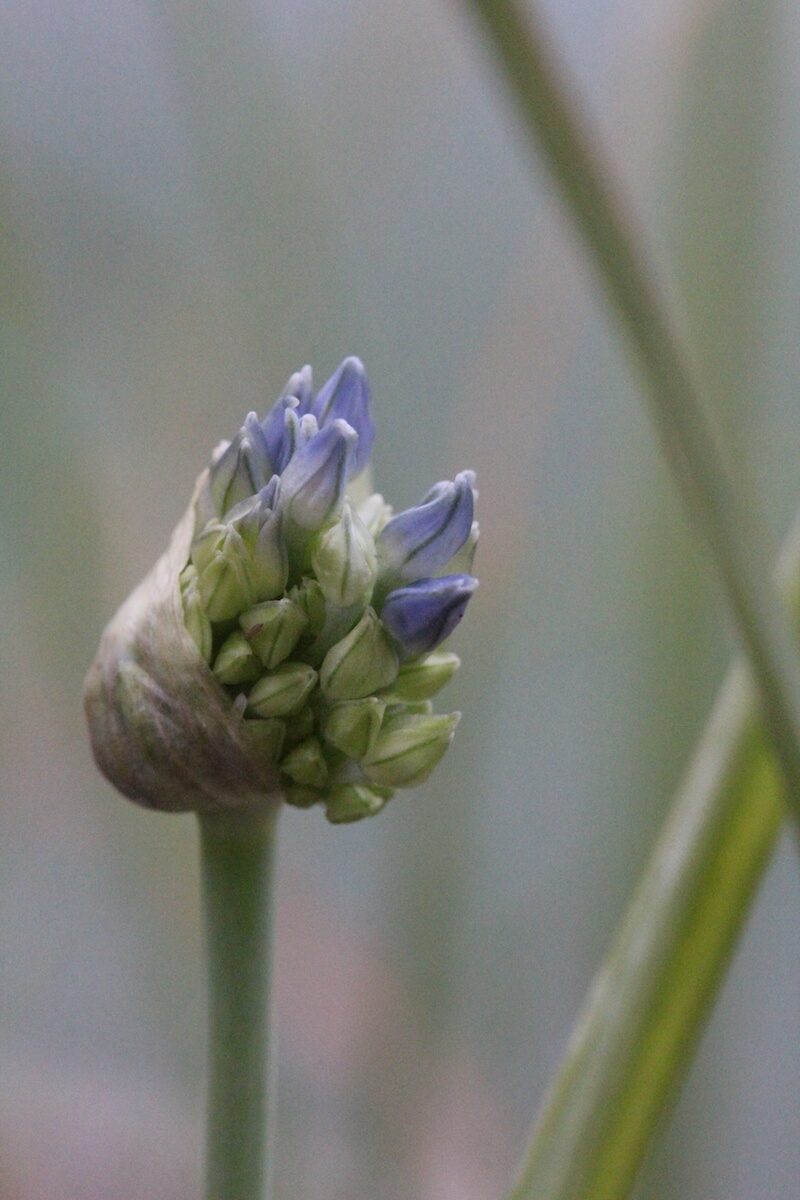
[[1, 2, 799, 1197]]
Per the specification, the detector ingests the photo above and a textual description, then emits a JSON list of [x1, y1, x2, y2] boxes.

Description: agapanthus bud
[[240, 598, 308, 669], [380, 575, 478, 659], [195, 524, 258, 622], [212, 631, 263, 686], [280, 419, 358, 531], [226, 484, 288, 602], [325, 782, 394, 824], [378, 650, 460, 703], [313, 357, 375, 475], [375, 472, 474, 588], [319, 607, 399, 700], [245, 717, 286, 762], [262, 366, 315, 472], [281, 737, 329, 789], [85, 356, 477, 823], [311, 502, 377, 606], [322, 696, 386, 758], [247, 663, 318, 719], [361, 711, 461, 788], [209, 413, 273, 517]]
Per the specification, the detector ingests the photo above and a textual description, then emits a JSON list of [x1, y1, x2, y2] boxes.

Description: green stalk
[[463, 0, 800, 824], [508, 658, 781, 1200], [504, 521, 800, 1199], [199, 808, 279, 1200]]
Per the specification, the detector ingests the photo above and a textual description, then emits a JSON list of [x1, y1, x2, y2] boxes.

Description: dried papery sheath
[[85, 357, 479, 822], [84, 473, 283, 814]]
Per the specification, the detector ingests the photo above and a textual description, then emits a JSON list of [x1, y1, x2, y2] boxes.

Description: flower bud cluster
[[180, 357, 478, 822]]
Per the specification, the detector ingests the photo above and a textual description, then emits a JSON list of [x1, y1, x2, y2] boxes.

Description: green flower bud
[[281, 704, 315, 750], [240, 598, 308, 668], [324, 783, 394, 824], [231, 499, 288, 602], [190, 520, 227, 574], [196, 525, 258, 622], [311, 502, 377, 606], [322, 697, 385, 758], [246, 662, 318, 718], [180, 566, 213, 664], [361, 711, 460, 788], [319, 608, 399, 701], [289, 578, 328, 636], [378, 651, 460, 703], [244, 717, 286, 762], [212, 631, 263, 686], [393, 699, 433, 715], [284, 783, 324, 809], [281, 736, 328, 789]]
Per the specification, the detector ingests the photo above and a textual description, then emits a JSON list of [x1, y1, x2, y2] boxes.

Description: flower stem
[[199, 807, 279, 1200], [463, 0, 800, 825]]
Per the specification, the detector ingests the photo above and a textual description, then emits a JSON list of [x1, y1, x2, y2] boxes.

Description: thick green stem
[[503, 519, 800, 1198], [463, 0, 800, 824], [199, 808, 279, 1200], [507, 659, 781, 1200]]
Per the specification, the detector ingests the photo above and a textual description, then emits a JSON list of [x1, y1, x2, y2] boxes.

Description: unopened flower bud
[[378, 651, 460, 702], [322, 696, 386, 758], [284, 783, 324, 810], [247, 663, 318, 718], [281, 737, 329, 789], [311, 502, 377, 606], [288, 578, 327, 637], [209, 413, 273, 517], [281, 704, 315, 750], [212, 631, 263, 686], [361, 711, 461, 788], [244, 717, 286, 763], [280, 419, 358, 531], [319, 608, 399, 700], [380, 575, 477, 659], [324, 783, 394, 824], [196, 525, 258, 622], [313, 357, 375, 474], [240, 598, 308, 669], [376, 472, 474, 588], [84, 355, 477, 823]]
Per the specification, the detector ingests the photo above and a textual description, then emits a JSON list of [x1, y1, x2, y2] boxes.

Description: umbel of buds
[[84, 358, 478, 823]]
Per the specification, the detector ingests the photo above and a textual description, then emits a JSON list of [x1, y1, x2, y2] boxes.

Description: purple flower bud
[[380, 574, 477, 659], [376, 472, 475, 586], [313, 357, 375, 475], [209, 413, 274, 516], [279, 419, 358, 530]]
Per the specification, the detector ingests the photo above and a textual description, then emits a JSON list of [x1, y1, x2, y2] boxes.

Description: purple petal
[[380, 575, 477, 659], [279, 419, 358, 530], [376, 472, 475, 584], [313, 357, 375, 474]]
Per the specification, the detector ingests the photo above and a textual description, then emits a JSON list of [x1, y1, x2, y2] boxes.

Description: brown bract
[[83, 472, 283, 815]]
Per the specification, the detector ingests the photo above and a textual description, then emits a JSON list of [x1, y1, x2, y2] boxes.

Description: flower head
[[84, 357, 479, 823]]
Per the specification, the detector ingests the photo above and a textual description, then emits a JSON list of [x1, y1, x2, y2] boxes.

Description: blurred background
[[2, 0, 800, 1196]]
